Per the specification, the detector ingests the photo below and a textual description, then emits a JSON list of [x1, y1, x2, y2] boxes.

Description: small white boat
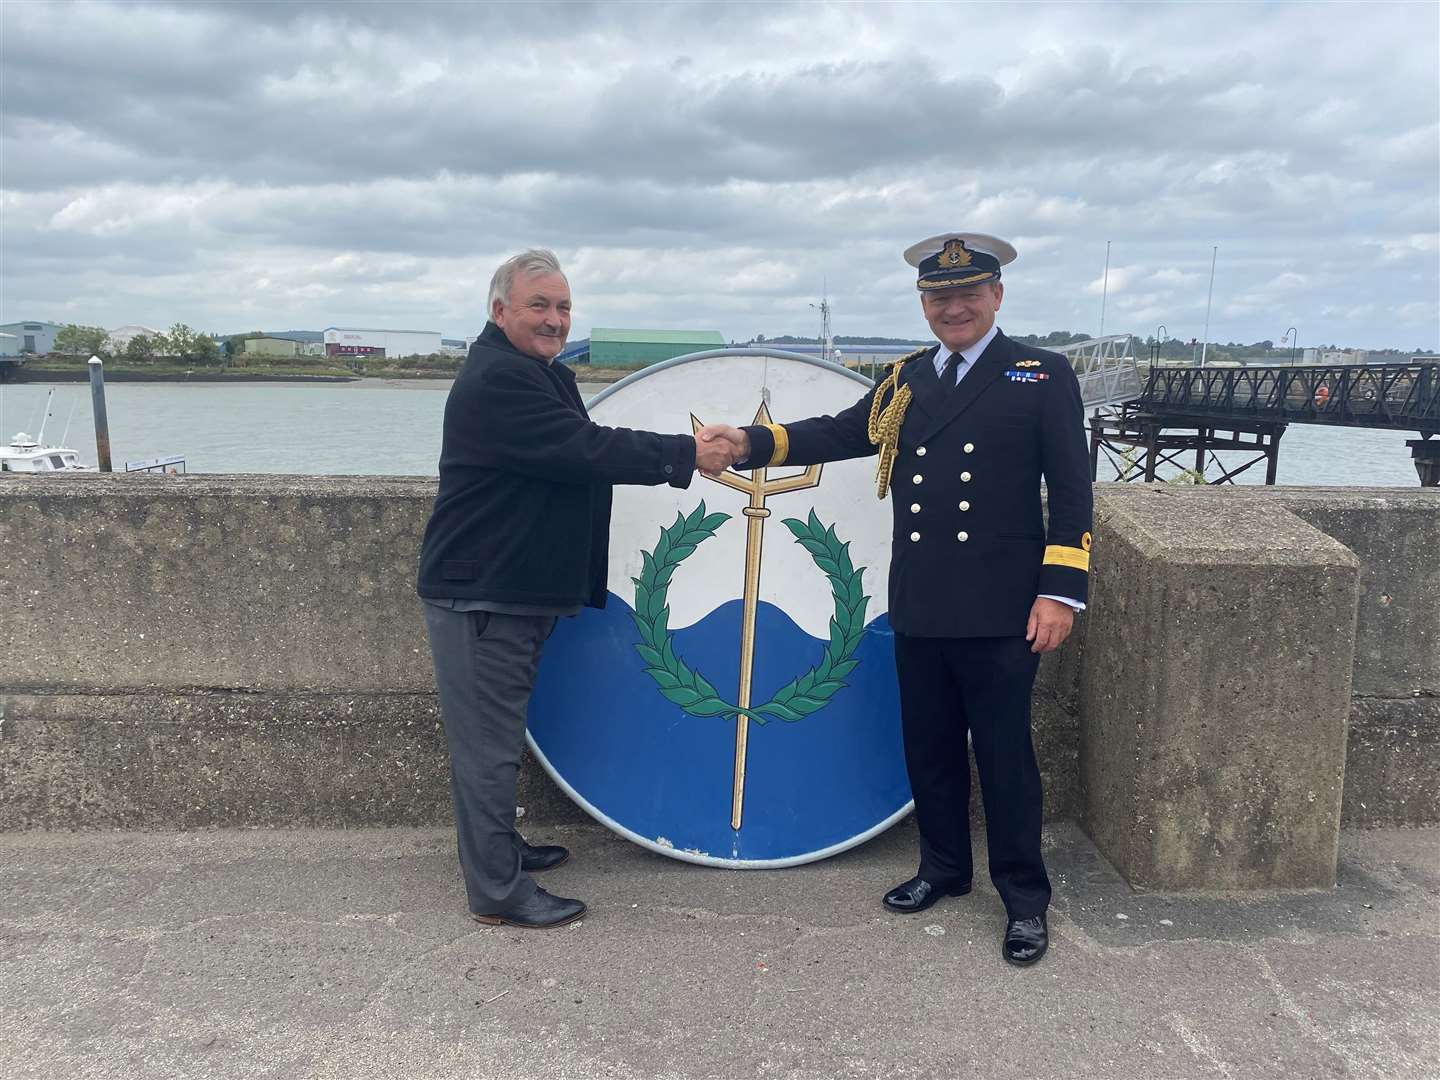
[[0, 431, 90, 473], [0, 386, 92, 473]]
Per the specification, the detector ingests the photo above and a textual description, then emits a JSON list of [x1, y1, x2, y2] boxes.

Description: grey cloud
[[8, 3, 1420, 194], [1, 1, 1434, 350]]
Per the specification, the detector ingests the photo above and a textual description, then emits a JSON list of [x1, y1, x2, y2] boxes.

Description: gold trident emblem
[[691, 401, 823, 830]]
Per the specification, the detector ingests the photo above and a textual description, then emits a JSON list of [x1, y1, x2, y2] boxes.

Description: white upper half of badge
[[589, 352, 893, 638]]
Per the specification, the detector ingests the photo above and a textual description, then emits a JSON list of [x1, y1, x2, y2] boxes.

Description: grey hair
[[488, 249, 565, 312]]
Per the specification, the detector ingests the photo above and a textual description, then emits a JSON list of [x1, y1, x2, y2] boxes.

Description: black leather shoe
[[472, 887, 587, 929], [519, 839, 570, 873], [882, 875, 973, 914], [1003, 914, 1049, 966]]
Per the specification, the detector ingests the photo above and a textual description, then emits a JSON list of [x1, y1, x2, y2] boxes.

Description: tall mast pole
[[1099, 240, 1112, 339], [1200, 245, 1218, 369]]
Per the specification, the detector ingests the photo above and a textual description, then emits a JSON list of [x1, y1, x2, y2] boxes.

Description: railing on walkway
[[1135, 362, 1439, 435], [1055, 335, 1144, 409]]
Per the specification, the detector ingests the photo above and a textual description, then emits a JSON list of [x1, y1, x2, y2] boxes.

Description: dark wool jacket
[[417, 322, 695, 608]]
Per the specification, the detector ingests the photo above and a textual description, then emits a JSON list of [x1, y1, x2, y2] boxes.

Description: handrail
[[1133, 363, 1439, 434]]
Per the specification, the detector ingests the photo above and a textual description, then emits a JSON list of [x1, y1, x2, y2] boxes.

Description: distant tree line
[[53, 323, 220, 365], [1008, 331, 1093, 348]]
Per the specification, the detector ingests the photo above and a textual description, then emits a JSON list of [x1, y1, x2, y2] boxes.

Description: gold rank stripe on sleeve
[[1043, 545, 1090, 572], [764, 423, 790, 467]]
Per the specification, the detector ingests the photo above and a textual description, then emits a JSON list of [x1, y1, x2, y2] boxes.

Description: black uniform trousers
[[894, 632, 1051, 919]]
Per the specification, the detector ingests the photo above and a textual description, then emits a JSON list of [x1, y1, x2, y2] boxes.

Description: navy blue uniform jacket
[[417, 322, 695, 609], [741, 330, 1093, 638]]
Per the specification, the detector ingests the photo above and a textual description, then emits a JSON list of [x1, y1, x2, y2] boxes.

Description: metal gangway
[[1091, 360, 1440, 486], [1055, 334, 1143, 409], [1134, 361, 1439, 434]]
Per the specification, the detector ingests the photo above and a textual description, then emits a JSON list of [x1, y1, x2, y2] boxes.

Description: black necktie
[[940, 351, 960, 390]]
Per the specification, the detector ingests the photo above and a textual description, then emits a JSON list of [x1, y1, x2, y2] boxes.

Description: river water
[[0, 379, 1426, 485]]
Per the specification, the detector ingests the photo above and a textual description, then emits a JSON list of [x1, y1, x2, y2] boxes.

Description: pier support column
[[1079, 491, 1361, 890], [1408, 437, 1439, 487]]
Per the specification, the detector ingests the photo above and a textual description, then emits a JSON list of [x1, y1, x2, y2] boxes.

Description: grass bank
[[18, 358, 356, 382]]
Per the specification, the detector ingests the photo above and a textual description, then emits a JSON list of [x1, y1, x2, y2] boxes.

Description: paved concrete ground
[[2, 820, 1436, 1080]]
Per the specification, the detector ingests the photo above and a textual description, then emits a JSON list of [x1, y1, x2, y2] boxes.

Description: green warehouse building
[[578, 328, 726, 367]]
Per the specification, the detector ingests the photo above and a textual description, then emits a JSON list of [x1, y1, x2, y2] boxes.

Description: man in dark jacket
[[699, 233, 1092, 966], [418, 249, 736, 929]]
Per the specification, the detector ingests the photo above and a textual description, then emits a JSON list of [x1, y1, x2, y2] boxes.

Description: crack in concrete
[[1168, 1013, 1237, 1080], [1248, 947, 1357, 1078], [352, 929, 486, 1028]]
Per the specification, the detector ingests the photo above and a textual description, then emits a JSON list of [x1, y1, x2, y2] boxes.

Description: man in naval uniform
[[700, 233, 1091, 966]]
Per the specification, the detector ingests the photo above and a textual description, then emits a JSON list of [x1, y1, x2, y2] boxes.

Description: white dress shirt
[[932, 323, 1000, 386], [933, 326, 1085, 614]]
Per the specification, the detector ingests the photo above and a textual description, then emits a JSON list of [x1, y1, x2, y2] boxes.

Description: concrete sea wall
[[2, 476, 1435, 888], [0, 477, 573, 830]]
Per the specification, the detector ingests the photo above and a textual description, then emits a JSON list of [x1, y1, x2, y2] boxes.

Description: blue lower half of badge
[[528, 595, 911, 867]]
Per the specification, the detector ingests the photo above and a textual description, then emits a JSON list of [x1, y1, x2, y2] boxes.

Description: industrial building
[[241, 336, 300, 359], [1303, 348, 1370, 365], [106, 325, 161, 351], [0, 320, 62, 355], [0, 333, 19, 380], [581, 328, 726, 367], [322, 327, 442, 359], [251, 330, 325, 357]]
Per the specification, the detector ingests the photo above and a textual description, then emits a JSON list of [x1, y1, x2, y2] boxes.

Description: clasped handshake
[[693, 424, 753, 477]]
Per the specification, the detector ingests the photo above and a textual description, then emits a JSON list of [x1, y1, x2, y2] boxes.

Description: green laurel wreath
[[630, 501, 870, 724]]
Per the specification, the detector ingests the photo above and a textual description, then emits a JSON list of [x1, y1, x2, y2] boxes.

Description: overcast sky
[[2, 0, 1437, 350]]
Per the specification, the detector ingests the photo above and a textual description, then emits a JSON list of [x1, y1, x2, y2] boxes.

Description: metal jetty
[[1090, 360, 1440, 486]]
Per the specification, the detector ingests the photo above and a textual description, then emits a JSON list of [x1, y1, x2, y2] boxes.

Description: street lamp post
[[1284, 326, 1299, 366]]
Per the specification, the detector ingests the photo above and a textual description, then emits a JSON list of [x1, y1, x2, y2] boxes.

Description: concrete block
[[1341, 696, 1440, 827], [1079, 489, 1362, 890], [1034, 628, 1085, 715], [0, 475, 440, 693], [1033, 691, 1080, 822], [1286, 496, 1440, 696]]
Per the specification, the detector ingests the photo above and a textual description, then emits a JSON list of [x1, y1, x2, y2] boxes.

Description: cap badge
[[939, 239, 973, 268]]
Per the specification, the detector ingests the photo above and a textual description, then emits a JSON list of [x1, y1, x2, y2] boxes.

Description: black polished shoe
[[519, 839, 570, 873], [472, 887, 587, 929], [1003, 914, 1049, 966], [882, 875, 973, 914]]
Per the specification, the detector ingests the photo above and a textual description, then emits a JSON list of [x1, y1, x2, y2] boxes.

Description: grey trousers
[[423, 605, 557, 914]]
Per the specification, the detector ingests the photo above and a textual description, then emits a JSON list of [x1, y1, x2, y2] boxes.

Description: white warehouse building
[[322, 327, 442, 359]]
